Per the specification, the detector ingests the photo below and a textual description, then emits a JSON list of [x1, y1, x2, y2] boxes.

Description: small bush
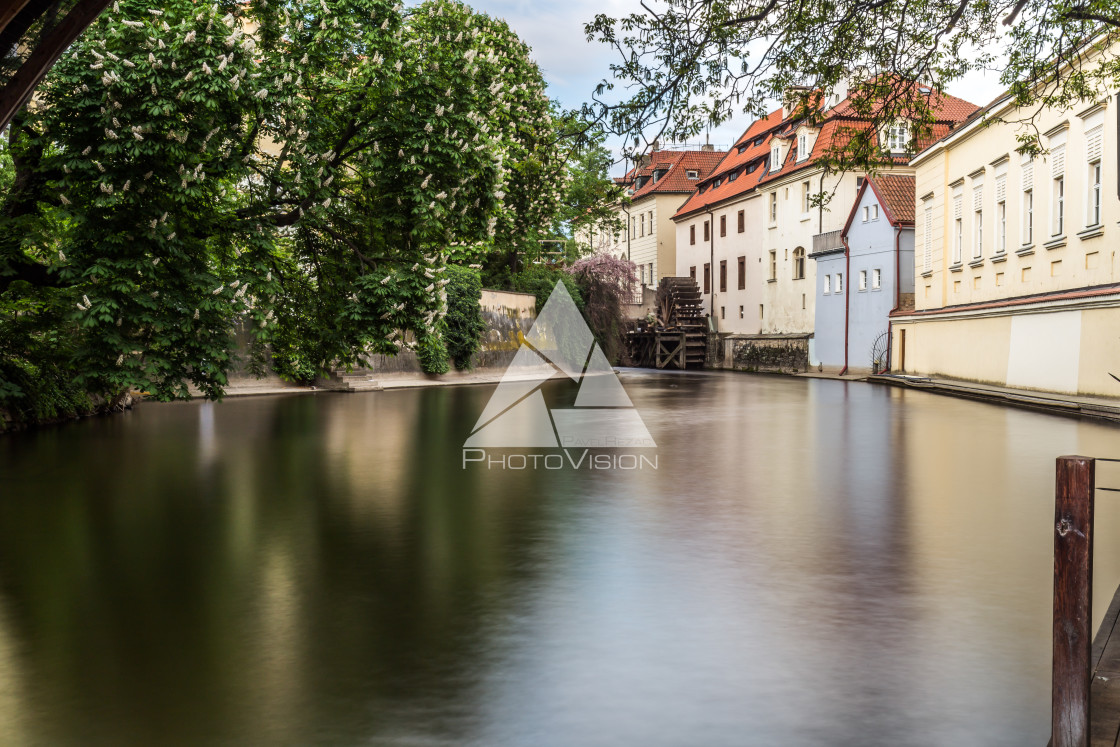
[[444, 265, 487, 370]]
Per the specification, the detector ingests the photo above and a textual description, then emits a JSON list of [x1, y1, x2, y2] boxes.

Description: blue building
[[812, 175, 915, 373]]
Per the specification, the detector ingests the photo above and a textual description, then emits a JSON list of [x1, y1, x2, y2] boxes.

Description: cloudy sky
[[460, 1, 1007, 175]]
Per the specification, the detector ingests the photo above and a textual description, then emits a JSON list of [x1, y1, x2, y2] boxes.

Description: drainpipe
[[818, 171, 825, 234], [707, 209, 716, 325], [839, 234, 851, 376], [885, 226, 901, 373]]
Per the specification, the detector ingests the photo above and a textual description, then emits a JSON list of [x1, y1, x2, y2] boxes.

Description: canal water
[[2, 372, 1120, 745]]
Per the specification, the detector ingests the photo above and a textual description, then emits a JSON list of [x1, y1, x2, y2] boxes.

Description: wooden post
[[1053, 455, 1096, 747]]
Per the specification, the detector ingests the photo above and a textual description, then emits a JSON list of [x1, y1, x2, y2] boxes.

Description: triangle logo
[[464, 282, 656, 449]]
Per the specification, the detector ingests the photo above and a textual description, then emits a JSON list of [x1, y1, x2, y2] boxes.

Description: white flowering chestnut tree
[[1, 0, 564, 406]]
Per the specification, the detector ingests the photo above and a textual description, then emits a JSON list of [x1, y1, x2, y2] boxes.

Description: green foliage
[[510, 263, 584, 313], [0, 0, 569, 420], [583, 1, 1120, 167], [443, 265, 487, 370], [417, 332, 451, 375]]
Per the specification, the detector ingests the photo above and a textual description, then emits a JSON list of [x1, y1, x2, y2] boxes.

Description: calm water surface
[[2, 372, 1120, 746]]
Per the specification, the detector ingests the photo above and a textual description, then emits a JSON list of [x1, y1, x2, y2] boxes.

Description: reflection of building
[[814, 175, 915, 373], [890, 68, 1120, 396], [597, 147, 726, 291]]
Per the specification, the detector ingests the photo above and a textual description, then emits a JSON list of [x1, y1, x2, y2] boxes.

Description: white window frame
[[824, 274, 831, 294], [872, 268, 881, 290]]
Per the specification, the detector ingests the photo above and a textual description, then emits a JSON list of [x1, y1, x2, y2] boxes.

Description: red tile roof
[[622, 149, 728, 200], [672, 85, 979, 220], [870, 174, 916, 225]]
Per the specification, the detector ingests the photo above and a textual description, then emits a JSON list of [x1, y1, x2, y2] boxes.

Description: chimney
[[701, 133, 714, 152], [783, 85, 811, 120]]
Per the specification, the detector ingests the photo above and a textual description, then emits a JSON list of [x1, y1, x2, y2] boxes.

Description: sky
[[460, 1, 1008, 176]]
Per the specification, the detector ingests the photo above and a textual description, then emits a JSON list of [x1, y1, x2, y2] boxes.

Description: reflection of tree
[[0, 390, 557, 743]]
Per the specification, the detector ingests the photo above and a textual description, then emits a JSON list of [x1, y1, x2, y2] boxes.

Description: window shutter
[[1052, 145, 1066, 177], [995, 175, 1006, 202], [1021, 158, 1033, 190], [973, 187, 983, 211], [1086, 125, 1103, 162], [953, 196, 962, 219], [923, 207, 932, 272]]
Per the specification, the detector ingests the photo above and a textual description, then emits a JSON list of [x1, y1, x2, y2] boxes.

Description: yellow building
[[891, 86, 1120, 397], [600, 147, 726, 291]]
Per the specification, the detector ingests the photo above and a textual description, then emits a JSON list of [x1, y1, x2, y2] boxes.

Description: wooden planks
[[1089, 583, 1120, 746]]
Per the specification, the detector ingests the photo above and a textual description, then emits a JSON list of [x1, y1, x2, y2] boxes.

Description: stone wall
[[724, 333, 811, 374]]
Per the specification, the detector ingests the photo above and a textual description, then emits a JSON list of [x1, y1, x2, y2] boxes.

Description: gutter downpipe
[[839, 234, 852, 376], [707, 209, 716, 324], [885, 226, 901, 373]]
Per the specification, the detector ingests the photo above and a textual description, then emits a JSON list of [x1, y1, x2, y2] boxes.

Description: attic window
[[686, 169, 699, 179], [698, 184, 707, 193], [770, 145, 781, 171], [737, 144, 748, 154], [714, 177, 723, 187], [729, 170, 738, 182], [653, 168, 668, 181], [885, 122, 910, 153], [747, 162, 758, 174], [919, 85, 932, 94], [754, 136, 764, 146]]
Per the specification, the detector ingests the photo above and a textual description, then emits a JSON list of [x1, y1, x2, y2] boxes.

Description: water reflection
[[0, 375, 1118, 745]]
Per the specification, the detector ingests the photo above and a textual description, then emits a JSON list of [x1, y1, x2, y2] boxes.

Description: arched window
[[792, 247, 806, 280]]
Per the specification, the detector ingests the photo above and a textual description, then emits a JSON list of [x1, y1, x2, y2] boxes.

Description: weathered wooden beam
[[0, 0, 113, 131], [1053, 455, 1097, 747], [0, 0, 36, 49]]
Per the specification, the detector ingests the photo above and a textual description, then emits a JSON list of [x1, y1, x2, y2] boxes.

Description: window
[[885, 122, 909, 152], [995, 172, 1007, 255], [640, 265, 646, 285], [797, 133, 807, 161], [649, 262, 654, 285], [835, 272, 843, 293], [703, 220, 710, 241], [719, 260, 727, 292], [771, 145, 781, 171], [952, 191, 963, 264], [768, 250, 777, 280], [739, 306, 744, 319], [690, 225, 695, 245], [721, 306, 725, 319], [858, 270, 867, 291], [872, 268, 881, 289], [703, 263, 711, 293], [769, 192, 777, 223], [720, 215, 727, 237], [729, 170, 738, 182], [689, 266, 696, 280], [972, 182, 983, 259], [824, 274, 831, 294], [871, 204, 879, 220], [649, 210, 654, 234], [686, 169, 699, 179], [802, 181, 811, 213], [737, 210, 745, 233], [792, 247, 805, 279], [922, 204, 932, 273], [863, 204, 878, 222], [1086, 122, 1103, 228], [1054, 176, 1065, 236], [1051, 141, 1066, 236], [737, 256, 745, 289], [640, 213, 645, 237]]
